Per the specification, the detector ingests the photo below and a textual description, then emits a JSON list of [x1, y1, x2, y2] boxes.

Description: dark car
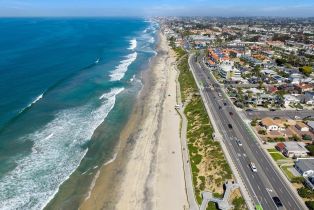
[[229, 112, 233, 116], [224, 102, 227, 106], [272, 196, 283, 207], [219, 106, 222, 109], [228, 124, 233, 129]]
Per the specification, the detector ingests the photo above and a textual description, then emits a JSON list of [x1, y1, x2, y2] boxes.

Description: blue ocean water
[[0, 18, 158, 209]]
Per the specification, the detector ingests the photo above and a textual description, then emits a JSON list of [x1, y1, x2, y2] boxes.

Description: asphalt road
[[189, 54, 306, 210], [246, 110, 314, 120]]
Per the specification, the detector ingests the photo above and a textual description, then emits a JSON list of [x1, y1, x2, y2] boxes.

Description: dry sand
[[79, 32, 187, 210]]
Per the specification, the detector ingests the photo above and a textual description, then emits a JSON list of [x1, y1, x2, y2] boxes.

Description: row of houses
[[261, 118, 312, 132]]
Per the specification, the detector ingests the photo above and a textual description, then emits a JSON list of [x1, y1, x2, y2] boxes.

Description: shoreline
[[79, 30, 188, 210]]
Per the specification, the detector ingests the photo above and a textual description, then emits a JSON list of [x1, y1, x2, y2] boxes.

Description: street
[[189, 53, 306, 210], [246, 110, 314, 120]]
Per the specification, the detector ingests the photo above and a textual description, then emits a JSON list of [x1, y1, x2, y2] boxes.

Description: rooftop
[[295, 158, 314, 172], [284, 142, 309, 153]]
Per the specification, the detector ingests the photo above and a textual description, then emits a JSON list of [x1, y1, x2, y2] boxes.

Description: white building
[[283, 142, 309, 158], [284, 94, 300, 107], [218, 61, 241, 80]]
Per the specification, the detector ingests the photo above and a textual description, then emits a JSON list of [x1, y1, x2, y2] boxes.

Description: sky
[[0, 0, 313, 17]]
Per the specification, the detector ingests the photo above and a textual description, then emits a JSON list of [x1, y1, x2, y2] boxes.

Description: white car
[[236, 139, 242, 146], [250, 162, 257, 172]]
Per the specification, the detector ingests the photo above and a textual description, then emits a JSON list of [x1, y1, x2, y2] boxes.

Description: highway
[[189, 53, 306, 210]]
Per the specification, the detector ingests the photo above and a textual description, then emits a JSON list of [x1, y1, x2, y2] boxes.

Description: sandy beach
[[79, 31, 188, 210]]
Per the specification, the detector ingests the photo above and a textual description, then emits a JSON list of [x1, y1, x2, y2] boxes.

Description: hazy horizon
[[0, 0, 314, 17]]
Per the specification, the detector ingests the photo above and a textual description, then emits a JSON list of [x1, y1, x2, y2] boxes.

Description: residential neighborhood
[[160, 16, 314, 210]]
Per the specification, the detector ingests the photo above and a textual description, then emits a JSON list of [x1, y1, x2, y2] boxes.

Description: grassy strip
[[232, 196, 247, 210], [269, 152, 286, 161], [177, 56, 197, 102], [267, 148, 278, 153], [206, 202, 219, 210], [176, 49, 232, 204], [281, 165, 295, 180]]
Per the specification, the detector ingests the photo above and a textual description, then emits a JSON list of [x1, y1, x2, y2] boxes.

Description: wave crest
[[109, 52, 137, 81], [0, 87, 124, 210], [128, 39, 137, 50]]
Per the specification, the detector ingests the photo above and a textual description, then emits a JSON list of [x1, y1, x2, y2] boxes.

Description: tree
[[302, 134, 312, 141], [306, 144, 314, 156], [299, 66, 313, 76], [275, 58, 286, 66], [289, 134, 301, 142], [251, 118, 258, 126], [298, 187, 314, 199], [258, 130, 267, 135]]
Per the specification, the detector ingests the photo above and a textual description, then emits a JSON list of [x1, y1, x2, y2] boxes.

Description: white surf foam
[[20, 93, 44, 113], [109, 52, 137, 81], [0, 87, 124, 210], [149, 37, 155, 44], [128, 39, 137, 50]]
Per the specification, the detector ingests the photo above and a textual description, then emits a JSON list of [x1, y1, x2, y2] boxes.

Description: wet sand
[[79, 31, 187, 210]]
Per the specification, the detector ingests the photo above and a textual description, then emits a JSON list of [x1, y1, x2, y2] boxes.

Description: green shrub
[[306, 201, 314, 210], [232, 196, 246, 210], [291, 176, 305, 184], [297, 187, 314, 199], [258, 129, 267, 135], [306, 144, 314, 156], [303, 134, 312, 141]]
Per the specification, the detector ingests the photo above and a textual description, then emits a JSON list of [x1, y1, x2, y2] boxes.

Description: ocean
[[0, 18, 158, 209]]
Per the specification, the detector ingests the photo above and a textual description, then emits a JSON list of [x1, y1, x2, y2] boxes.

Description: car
[[250, 162, 257, 172], [228, 124, 233, 129], [219, 106, 222, 109], [224, 102, 227, 106], [236, 139, 242, 146], [272, 196, 283, 207], [246, 109, 254, 112], [229, 112, 233, 116]]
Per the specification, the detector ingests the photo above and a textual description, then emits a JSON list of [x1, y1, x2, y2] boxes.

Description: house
[[261, 117, 285, 131], [284, 94, 300, 107], [261, 117, 278, 131], [303, 92, 314, 105], [295, 158, 314, 177], [254, 94, 274, 106], [276, 142, 286, 152], [295, 158, 314, 190], [308, 121, 314, 133], [282, 142, 309, 158], [295, 122, 310, 132], [260, 69, 277, 76], [294, 83, 313, 94]]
